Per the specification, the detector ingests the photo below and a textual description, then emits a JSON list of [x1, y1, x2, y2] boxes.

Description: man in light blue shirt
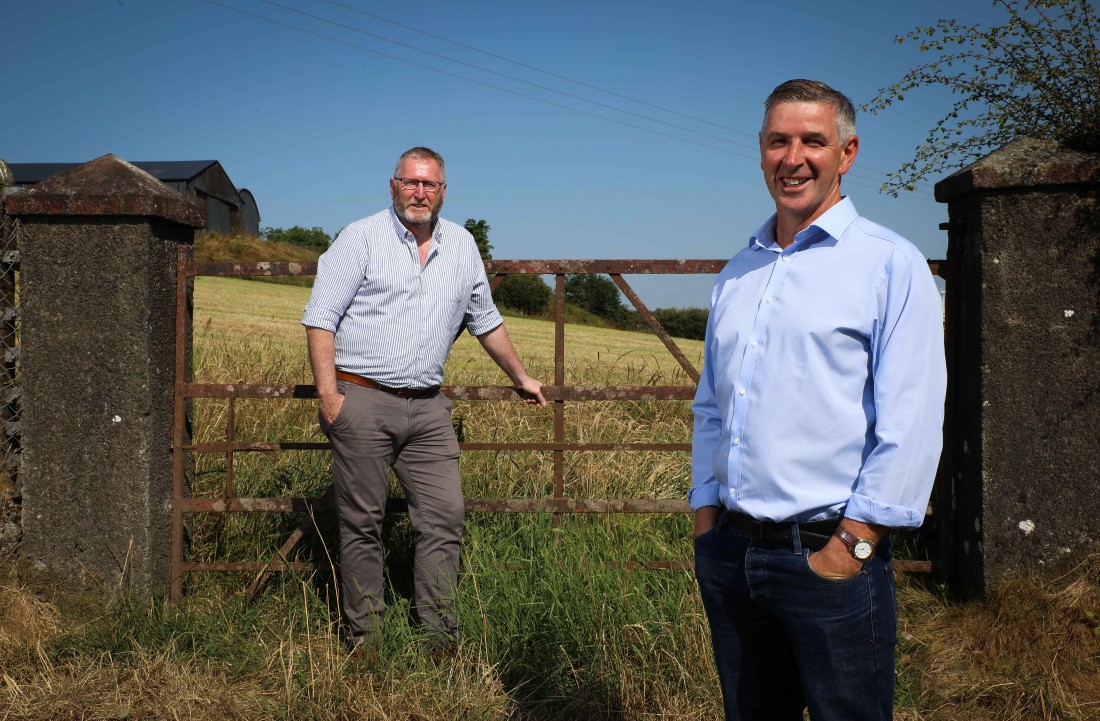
[[691, 80, 946, 719], [303, 147, 545, 657]]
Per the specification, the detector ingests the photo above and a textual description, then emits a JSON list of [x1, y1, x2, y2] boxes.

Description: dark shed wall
[[237, 189, 260, 236], [188, 164, 240, 235], [204, 196, 233, 234]]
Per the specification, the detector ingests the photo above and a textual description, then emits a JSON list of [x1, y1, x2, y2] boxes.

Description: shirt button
[[750, 341, 758, 348], [733, 438, 741, 446], [738, 387, 746, 396], [765, 297, 773, 304], [781, 255, 789, 262]]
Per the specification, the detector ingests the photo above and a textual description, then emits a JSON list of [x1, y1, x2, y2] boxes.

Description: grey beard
[[397, 205, 438, 227]]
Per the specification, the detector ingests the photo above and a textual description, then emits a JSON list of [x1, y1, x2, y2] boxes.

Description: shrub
[[653, 307, 709, 340], [261, 226, 331, 250], [494, 274, 553, 316]]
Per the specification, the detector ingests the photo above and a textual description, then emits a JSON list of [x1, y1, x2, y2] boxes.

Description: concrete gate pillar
[[5, 154, 203, 594], [0, 160, 18, 557], [935, 138, 1100, 596]]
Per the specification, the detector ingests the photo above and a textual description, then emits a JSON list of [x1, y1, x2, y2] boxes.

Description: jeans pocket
[[690, 523, 717, 541], [802, 548, 864, 584]]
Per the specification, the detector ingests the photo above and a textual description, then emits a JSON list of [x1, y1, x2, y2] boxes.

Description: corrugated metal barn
[[7, 160, 260, 236]]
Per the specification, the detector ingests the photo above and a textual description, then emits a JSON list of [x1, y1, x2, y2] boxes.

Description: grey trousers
[[320, 380, 464, 642]]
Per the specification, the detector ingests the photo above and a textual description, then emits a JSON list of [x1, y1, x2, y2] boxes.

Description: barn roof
[[9, 160, 220, 184]]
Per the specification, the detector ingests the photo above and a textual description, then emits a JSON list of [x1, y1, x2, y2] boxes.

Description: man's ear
[[839, 135, 859, 175]]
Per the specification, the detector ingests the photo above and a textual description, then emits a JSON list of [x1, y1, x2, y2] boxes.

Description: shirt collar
[[748, 197, 859, 252], [388, 205, 444, 245]]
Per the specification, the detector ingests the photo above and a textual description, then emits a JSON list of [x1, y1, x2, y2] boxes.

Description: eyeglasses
[[394, 177, 445, 193]]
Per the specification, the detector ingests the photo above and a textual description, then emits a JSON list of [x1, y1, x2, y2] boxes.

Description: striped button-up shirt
[[301, 207, 503, 388]]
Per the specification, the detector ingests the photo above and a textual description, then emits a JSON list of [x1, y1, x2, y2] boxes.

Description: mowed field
[[193, 275, 703, 387], [1, 276, 1097, 720]]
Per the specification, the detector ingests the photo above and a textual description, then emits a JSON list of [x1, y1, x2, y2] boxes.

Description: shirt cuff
[[688, 485, 721, 511], [466, 308, 504, 336], [301, 308, 340, 333], [844, 493, 925, 529]]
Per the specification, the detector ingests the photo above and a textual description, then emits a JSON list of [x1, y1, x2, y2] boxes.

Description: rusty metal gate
[[170, 251, 948, 601]]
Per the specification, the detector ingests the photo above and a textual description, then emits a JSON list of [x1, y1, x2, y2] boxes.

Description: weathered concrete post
[[5, 154, 203, 594], [935, 138, 1100, 596], [0, 159, 19, 557]]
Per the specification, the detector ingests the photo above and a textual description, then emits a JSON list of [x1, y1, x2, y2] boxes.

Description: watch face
[[853, 541, 874, 560]]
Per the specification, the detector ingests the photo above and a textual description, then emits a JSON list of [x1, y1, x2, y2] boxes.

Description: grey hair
[[761, 79, 856, 143], [394, 146, 446, 181]]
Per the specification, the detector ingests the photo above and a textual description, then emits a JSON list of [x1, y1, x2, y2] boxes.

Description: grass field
[[2, 276, 1098, 720]]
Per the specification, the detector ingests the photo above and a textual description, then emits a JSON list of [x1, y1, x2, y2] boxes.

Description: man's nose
[[783, 142, 804, 167]]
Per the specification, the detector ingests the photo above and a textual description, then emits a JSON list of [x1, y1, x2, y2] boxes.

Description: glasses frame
[[393, 177, 446, 194]]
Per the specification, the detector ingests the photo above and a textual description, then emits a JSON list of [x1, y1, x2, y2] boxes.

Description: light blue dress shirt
[[301, 207, 502, 388], [690, 198, 946, 528]]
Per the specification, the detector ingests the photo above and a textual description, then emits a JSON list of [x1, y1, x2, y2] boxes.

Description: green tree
[[653, 307, 709, 341], [464, 219, 493, 262], [863, 0, 1100, 195], [495, 274, 554, 316], [261, 225, 331, 250], [565, 274, 631, 327]]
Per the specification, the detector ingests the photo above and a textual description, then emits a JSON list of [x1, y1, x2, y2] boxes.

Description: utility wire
[[205, 0, 925, 197], [261, 0, 757, 152], [320, 0, 749, 137], [203, 0, 759, 160], [318, 0, 902, 180]]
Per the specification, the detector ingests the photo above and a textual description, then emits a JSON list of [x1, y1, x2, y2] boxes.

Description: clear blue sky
[[3, 0, 1003, 308]]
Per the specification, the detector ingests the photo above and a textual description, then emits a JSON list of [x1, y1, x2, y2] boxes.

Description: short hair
[[762, 79, 856, 143], [394, 146, 446, 182]]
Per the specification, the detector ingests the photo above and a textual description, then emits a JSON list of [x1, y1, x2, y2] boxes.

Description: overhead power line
[[316, 0, 902, 181], [203, 0, 923, 196], [319, 0, 751, 138], [260, 0, 757, 152], [203, 0, 758, 160]]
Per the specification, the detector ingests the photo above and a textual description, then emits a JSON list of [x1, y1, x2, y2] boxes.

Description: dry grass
[[894, 558, 1100, 720]]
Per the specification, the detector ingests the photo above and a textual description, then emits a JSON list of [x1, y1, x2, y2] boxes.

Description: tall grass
[[1, 277, 1097, 720]]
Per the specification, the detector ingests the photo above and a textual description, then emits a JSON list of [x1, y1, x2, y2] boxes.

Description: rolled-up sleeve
[[463, 244, 504, 337], [301, 227, 368, 332], [846, 249, 946, 528]]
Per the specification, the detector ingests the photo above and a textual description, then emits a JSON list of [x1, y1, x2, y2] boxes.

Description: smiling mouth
[[782, 178, 809, 187]]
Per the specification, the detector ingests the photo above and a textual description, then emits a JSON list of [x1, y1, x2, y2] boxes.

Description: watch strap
[[834, 527, 875, 560]]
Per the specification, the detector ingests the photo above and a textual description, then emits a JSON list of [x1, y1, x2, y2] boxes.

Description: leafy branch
[[862, 0, 1100, 196]]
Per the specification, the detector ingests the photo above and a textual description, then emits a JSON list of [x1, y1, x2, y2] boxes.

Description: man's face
[[759, 101, 858, 233], [390, 157, 446, 227]]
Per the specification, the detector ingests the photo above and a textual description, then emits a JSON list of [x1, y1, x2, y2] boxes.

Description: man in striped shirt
[[302, 147, 545, 656]]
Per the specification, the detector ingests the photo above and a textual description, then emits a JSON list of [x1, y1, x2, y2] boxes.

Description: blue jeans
[[694, 512, 897, 721]]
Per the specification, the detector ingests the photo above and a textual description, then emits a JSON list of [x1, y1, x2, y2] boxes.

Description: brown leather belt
[[335, 370, 440, 399]]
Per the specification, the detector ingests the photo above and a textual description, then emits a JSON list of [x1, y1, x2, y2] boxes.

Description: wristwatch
[[834, 527, 875, 561]]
